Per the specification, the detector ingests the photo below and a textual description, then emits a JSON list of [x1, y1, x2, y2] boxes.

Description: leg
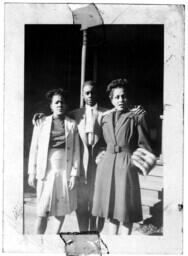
[[35, 216, 48, 234], [96, 217, 105, 233], [76, 209, 89, 232], [108, 219, 119, 235], [118, 222, 133, 235], [89, 215, 97, 231], [76, 182, 90, 231], [53, 216, 65, 234]]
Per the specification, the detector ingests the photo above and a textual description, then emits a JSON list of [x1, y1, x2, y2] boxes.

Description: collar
[[85, 103, 98, 111], [52, 115, 65, 121], [114, 107, 129, 114]]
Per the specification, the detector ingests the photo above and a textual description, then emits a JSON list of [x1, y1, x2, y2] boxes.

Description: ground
[[24, 194, 162, 235]]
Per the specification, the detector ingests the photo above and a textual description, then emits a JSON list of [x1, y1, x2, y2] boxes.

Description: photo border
[[3, 3, 184, 254]]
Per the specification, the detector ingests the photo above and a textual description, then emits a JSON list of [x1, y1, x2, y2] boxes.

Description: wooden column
[[80, 29, 87, 107]]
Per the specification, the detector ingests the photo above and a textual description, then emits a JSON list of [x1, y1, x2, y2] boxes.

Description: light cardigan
[[28, 115, 80, 180]]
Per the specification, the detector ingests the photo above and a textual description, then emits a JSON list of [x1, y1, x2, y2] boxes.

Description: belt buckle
[[114, 145, 120, 153]]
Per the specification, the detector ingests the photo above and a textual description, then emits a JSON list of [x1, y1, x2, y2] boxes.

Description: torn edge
[[59, 231, 109, 255]]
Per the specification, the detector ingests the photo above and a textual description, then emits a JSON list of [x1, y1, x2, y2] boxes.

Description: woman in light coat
[[92, 79, 156, 235], [28, 88, 80, 234]]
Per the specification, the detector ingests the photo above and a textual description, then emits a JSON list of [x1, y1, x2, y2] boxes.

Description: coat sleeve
[[70, 123, 80, 177], [96, 115, 106, 151], [28, 125, 40, 176], [137, 112, 153, 152]]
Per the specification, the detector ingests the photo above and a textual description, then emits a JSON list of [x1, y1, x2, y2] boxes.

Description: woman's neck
[[53, 114, 65, 120]]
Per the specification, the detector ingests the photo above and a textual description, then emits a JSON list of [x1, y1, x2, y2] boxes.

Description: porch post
[[80, 29, 87, 107]]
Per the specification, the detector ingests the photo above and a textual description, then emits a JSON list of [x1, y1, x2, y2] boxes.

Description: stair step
[[139, 175, 163, 191], [25, 192, 36, 198], [141, 188, 161, 200], [141, 197, 161, 207], [140, 173, 162, 183], [142, 205, 151, 220], [149, 165, 163, 177], [140, 182, 163, 191], [24, 197, 36, 206]]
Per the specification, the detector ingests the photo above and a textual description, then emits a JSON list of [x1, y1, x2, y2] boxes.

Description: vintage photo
[[3, 3, 184, 254], [24, 23, 163, 236]]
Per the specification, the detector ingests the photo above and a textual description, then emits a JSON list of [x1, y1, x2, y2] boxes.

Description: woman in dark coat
[[92, 78, 155, 235]]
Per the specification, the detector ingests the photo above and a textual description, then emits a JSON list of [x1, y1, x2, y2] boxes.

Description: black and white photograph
[[24, 22, 163, 235], [1, 2, 184, 254]]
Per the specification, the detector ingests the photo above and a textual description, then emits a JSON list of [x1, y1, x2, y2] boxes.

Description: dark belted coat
[[92, 110, 152, 224]]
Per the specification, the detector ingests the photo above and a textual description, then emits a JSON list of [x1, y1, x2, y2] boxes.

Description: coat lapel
[[107, 112, 116, 144], [77, 109, 87, 146], [41, 115, 53, 160], [64, 116, 73, 138], [93, 107, 98, 122], [115, 112, 132, 135], [91, 108, 98, 147]]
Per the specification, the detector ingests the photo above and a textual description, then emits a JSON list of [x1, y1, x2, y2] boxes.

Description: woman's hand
[[32, 113, 46, 126], [68, 176, 76, 190], [130, 105, 146, 115], [131, 148, 156, 176], [28, 174, 36, 188], [95, 150, 106, 164]]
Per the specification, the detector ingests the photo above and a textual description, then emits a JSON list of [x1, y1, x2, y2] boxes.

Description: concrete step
[[141, 188, 161, 200], [140, 173, 163, 184], [25, 192, 36, 198], [139, 175, 163, 191], [24, 196, 36, 206], [149, 164, 163, 177], [142, 205, 151, 220], [141, 196, 161, 207]]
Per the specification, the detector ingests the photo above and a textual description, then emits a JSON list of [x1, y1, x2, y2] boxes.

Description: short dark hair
[[45, 88, 68, 103], [83, 80, 97, 89], [106, 78, 129, 99]]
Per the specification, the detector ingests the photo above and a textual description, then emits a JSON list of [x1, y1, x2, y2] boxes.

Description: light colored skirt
[[37, 148, 77, 217]]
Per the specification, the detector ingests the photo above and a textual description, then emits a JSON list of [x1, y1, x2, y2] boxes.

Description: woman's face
[[111, 87, 128, 111], [50, 94, 66, 117]]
